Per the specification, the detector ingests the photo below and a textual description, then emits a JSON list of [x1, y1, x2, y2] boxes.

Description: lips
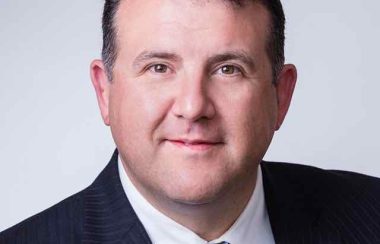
[[165, 138, 224, 151]]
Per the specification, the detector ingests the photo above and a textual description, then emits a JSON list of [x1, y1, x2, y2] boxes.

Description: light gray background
[[0, 0, 379, 232]]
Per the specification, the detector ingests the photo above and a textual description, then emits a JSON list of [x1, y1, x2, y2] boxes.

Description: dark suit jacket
[[1, 150, 380, 244]]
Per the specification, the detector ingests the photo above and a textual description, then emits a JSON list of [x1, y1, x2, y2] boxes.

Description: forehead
[[114, 0, 270, 59]]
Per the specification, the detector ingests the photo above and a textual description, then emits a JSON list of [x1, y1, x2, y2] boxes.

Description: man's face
[[92, 0, 296, 205]]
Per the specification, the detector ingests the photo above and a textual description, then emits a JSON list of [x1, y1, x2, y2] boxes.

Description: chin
[[163, 175, 228, 205], [170, 191, 221, 206]]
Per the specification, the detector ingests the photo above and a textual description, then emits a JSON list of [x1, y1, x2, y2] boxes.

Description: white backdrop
[[0, 0, 379, 232]]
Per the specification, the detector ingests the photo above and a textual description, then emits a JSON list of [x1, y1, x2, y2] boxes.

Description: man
[[1, 0, 380, 243]]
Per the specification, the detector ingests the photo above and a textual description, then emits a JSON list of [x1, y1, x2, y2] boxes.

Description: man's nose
[[171, 76, 216, 122]]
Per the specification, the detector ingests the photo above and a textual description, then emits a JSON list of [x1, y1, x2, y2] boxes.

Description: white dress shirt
[[118, 157, 275, 244]]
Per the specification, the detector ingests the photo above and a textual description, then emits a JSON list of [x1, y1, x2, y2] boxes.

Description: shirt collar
[[118, 156, 274, 244]]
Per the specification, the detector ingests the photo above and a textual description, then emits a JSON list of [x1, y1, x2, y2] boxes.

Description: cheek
[[109, 82, 172, 147], [218, 83, 277, 159]]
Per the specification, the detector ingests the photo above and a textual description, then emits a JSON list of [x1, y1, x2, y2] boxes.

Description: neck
[[167, 176, 257, 241], [125, 164, 258, 241]]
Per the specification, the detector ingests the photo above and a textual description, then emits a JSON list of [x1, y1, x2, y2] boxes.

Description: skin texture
[[91, 0, 297, 240]]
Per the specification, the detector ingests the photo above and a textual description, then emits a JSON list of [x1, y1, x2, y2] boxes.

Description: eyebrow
[[132, 50, 255, 70], [132, 51, 182, 69], [206, 51, 256, 70]]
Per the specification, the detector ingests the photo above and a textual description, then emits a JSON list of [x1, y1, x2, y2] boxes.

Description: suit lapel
[[261, 161, 341, 244], [82, 149, 152, 244], [82, 152, 342, 243]]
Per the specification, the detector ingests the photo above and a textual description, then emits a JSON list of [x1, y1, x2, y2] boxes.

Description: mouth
[[165, 139, 224, 151]]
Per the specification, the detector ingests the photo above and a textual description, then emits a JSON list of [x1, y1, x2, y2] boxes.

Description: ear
[[275, 64, 297, 130], [90, 60, 111, 126]]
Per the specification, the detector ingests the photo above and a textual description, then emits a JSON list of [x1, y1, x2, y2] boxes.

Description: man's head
[[101, 0, 285, 83], [90, 0, 296, 207]]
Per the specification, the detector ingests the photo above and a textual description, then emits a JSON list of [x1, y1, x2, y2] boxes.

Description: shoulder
[[262, 161, 380, 242], [0, 150, 137, 244], [261, 161, 380, 194], [0, 189, 86, 243]]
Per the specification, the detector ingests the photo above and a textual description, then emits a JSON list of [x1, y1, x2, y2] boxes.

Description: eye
[[216, 65, 242, 76], [148, 64, 169, 73]]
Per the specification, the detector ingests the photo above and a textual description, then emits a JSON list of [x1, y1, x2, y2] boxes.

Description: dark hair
[[102, 0, 120, 81], [101, 0, 285, 82]]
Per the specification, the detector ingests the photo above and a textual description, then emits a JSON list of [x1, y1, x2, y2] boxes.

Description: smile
[[166, 139, 224, 151]]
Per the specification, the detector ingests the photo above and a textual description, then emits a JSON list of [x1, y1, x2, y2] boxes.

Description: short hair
[[101, 0, 285, 83]]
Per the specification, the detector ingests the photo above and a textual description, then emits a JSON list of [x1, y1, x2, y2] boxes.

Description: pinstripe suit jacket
[[1, 150, 380, 244]]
